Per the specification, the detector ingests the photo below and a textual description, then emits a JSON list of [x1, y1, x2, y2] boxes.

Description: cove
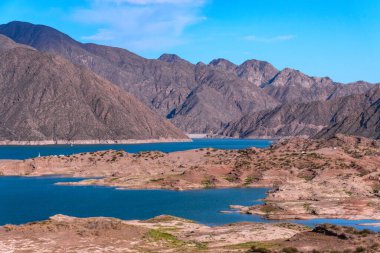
[[0, 176, 267, 226], [1, 177, 380, 232], [0, 138, 272, 160]]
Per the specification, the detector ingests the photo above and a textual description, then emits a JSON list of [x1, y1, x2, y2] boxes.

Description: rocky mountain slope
[[208, 58, 373, 104], [316, 85, 380, 139], [221, 85, 380, 139], [0, 36, 187, 143], [0, 21, 374, 135]]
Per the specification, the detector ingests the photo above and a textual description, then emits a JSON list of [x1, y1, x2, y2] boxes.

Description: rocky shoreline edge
[[0, 138, 191, 145]]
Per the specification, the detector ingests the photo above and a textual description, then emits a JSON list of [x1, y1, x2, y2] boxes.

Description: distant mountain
[[315, 86, 380, 139], [209, 58, 279, 87], [0, 21, 374, 135], [209, 60, 372, 104], [0, 36, 187, 143], [221, 85, 380, 139]]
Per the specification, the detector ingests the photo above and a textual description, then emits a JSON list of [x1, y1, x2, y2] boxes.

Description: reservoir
[[1, 177, 380, 231]]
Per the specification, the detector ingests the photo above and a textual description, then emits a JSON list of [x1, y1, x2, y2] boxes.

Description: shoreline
[[0, 138, 191, 146], [55, 180, 272, 191], [0, 137, 279, 146], [186, 133, 280, 141]]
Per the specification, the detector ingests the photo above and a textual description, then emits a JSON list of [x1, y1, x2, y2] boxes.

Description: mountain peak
[[5, 21, 32, 26], [0, 20, 79, 49], [208, 58, 237, 72], [240, 59, 276, 69], [158, 53, 188, 64], [2, 21, 58, 34], [235, 59, 279, 86], [281, 67, 300, 73]]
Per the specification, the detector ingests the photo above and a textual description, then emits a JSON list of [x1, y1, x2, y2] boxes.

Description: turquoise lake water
[[1, 177, 380, 231], [0, 177, 267, 226], [0, 138, 272, 160]]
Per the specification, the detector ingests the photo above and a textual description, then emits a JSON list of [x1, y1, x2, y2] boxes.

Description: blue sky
[[0, 0, 379, 83]]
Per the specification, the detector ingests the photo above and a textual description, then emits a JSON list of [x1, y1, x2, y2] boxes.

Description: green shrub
[[355, 246, 365, 253], [282, 247, 298, 253], [147, 229, 185, 247], [260, 204, 277, 214], [248, 246, 272, 253], [201, 176, 215, 188]]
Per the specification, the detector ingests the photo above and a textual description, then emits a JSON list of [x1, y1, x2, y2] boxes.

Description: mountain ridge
[[0, 21, 377, 137]]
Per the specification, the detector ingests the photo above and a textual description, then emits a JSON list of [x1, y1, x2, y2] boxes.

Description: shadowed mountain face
[[0, 21, 374, 135], [0, 36, 187, 142], [221, 85, 380, 139], [315, 86, 380, 139]]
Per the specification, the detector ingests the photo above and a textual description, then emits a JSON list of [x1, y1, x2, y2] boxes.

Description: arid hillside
[[0, 36, 187, 143]]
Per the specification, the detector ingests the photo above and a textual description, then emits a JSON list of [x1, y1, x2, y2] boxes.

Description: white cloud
[[243, 34, 295, 43], [73, 0, 206, 51]]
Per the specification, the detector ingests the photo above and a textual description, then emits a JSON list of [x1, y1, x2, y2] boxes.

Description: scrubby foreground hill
[[1, 214, 380, 253], [0, 36, 187, 143], [0, 21, 375, 135]]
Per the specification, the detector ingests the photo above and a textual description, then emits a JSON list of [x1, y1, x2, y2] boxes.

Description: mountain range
[[0, 21, 378, 140]]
